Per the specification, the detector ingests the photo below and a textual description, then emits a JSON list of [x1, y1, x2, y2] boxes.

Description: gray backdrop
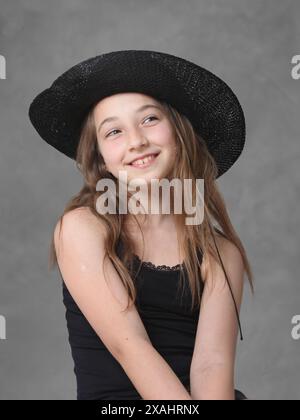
[[0, 0, 299, 400]]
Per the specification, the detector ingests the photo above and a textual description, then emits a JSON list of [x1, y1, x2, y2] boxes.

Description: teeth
[[132, 154, 156, 166]]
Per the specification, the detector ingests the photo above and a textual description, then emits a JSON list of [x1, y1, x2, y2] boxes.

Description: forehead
[[93, 92, 162, 115]]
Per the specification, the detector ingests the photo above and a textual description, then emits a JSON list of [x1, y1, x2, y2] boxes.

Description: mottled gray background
[[0, 0, 299, 400]]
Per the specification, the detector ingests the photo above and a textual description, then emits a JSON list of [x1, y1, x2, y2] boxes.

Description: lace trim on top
[[133, 253, 183, 272]]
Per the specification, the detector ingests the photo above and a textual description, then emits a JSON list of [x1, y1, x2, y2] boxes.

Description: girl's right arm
[[54, 207, 192, 400]]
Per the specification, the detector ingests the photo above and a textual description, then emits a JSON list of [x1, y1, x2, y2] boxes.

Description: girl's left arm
[[190, 235, 245, 400]]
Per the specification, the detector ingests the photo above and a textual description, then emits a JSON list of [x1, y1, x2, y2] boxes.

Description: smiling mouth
[[128, 153, 160, 169]]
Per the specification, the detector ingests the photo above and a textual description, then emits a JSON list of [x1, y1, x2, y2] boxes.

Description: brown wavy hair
[[48, 98, 254, 316]]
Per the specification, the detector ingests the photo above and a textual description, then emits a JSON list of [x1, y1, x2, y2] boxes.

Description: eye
[[144, 115, 158, 124], [105, 116, 158, 138], [106, 129, 120, 138]]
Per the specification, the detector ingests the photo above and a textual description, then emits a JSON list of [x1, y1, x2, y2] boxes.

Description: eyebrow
[[97, 104, 162, 133]]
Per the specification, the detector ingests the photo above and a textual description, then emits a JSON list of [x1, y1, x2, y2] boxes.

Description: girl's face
[[93, 92, 177, 184]]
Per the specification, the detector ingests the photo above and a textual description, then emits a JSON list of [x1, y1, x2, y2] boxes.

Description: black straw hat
[[28, 49, 246, 178]]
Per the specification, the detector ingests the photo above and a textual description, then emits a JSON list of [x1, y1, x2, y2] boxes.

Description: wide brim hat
[[28, 49, 246, 178]]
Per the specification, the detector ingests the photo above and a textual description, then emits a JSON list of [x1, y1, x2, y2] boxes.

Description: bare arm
[[116, 339, 192, 400], [190, 235, 245, 400], [54, 207, 192, 400]]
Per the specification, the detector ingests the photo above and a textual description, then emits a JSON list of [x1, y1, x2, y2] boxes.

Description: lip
[[128, 152, 160, 165], [128, 152, 160, 169]]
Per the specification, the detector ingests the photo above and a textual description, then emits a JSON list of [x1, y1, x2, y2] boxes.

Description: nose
[[127, 131, 149, 150]]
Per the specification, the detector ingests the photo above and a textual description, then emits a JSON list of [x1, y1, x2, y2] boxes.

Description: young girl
[[28, 50, 254, 400]]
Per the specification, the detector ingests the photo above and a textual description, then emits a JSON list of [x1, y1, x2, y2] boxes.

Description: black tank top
[[61, 239, 203, 400]]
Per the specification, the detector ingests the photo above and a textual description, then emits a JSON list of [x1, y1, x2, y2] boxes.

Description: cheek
[[99, 140, 125, 166], [153, 124, 176, 148]]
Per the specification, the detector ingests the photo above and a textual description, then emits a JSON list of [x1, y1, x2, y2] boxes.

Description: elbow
[[190, 361, 235, 400]]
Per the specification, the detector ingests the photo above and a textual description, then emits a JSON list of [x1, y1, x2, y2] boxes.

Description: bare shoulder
[[201, 233, 244, 285], [52, 208, 152, 362], [54, 206, 107, 257]]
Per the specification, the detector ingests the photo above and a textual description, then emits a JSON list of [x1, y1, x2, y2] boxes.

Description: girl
[[28, 50, 254, 400]]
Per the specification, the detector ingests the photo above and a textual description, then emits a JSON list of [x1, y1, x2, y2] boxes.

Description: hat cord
[[208, 222, 244, 341]]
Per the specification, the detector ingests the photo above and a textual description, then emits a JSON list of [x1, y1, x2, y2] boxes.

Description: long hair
[[48, 98, 254, 324]]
